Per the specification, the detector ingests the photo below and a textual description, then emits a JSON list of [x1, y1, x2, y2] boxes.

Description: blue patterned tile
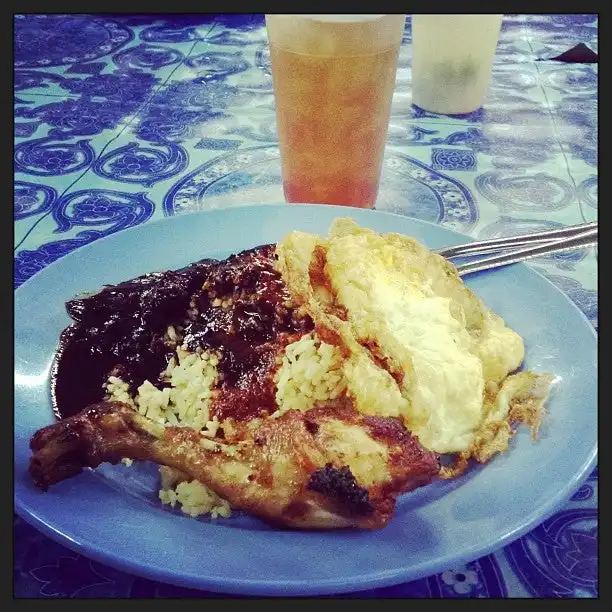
[[523, 14, 598, 52], [231, 48, 274, 96], [538, 64, 597, 96], [495, 23, 533, 64], [490, 63, 541, 92], [122, 76, 252, 143], [65, 61, 107, 75], [195, 137, 242, 150], [549, 94, 597, 169], [91, 141, 190, 187], [431, 148, 478, 172], [182, 50, 251, 83], [474, 171, 576, 213], [14, 15, 134, 68], [112, 42, 185, 71], [138, 15, 216, 43], [13, 92, 132, 249], [387, 122, 442, 146], [194, 14, 268, 47], [15, 137, 96, 177], [13, 93, 131, 203], [391, 120, 561, 172], [14, 121, 41, 139], [577, 175, 597, 218], [505, 509, 598, 598], [480, 90, 551, 127], [136, 14, 266, 46], [14, 68, 82, 98], [14, 181, 57, 220], [14, 87, 149, 141], [321, 555, 509, 599]]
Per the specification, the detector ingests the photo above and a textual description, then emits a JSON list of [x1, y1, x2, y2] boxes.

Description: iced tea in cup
[[411, 14, 503, 115], [266, 14, 406, 208]]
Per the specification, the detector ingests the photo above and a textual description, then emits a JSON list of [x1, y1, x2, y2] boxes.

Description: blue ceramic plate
[[14, 205, 597, 597]]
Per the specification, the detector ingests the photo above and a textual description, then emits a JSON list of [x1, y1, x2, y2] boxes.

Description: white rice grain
[[274, 333, 346, 415], [105, 328, 348, 519]]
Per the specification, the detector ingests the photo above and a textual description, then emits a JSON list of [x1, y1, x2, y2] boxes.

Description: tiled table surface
[[14, 14, 597, 598]]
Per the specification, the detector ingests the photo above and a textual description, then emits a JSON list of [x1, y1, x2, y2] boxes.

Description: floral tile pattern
[[14, 13, 597, 598]]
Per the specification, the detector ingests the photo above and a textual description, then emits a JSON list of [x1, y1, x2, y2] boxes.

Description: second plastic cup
[[266, 14, 406, 208], [411, 14, 503, 115]]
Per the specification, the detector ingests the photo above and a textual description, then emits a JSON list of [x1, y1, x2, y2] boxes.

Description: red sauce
[[183, 245, 313, 420]]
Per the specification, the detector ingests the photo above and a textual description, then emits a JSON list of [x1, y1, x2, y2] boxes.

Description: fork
[[436, 222, 598, 277]]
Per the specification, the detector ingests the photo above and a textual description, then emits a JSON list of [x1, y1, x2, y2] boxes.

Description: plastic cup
[[266, 14, 406, 208], [411, 14, 503, 115]]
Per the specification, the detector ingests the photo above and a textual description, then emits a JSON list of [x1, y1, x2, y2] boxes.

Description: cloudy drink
[[266, 14, 405, 208]]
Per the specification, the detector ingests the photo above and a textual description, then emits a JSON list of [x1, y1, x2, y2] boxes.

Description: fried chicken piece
[[29, 401, 439, 530]]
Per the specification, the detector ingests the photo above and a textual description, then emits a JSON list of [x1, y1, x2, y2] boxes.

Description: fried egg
[[276, 218, 553, 464]]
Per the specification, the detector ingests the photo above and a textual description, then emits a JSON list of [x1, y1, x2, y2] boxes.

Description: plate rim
[[14, 204, 598, 596]]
